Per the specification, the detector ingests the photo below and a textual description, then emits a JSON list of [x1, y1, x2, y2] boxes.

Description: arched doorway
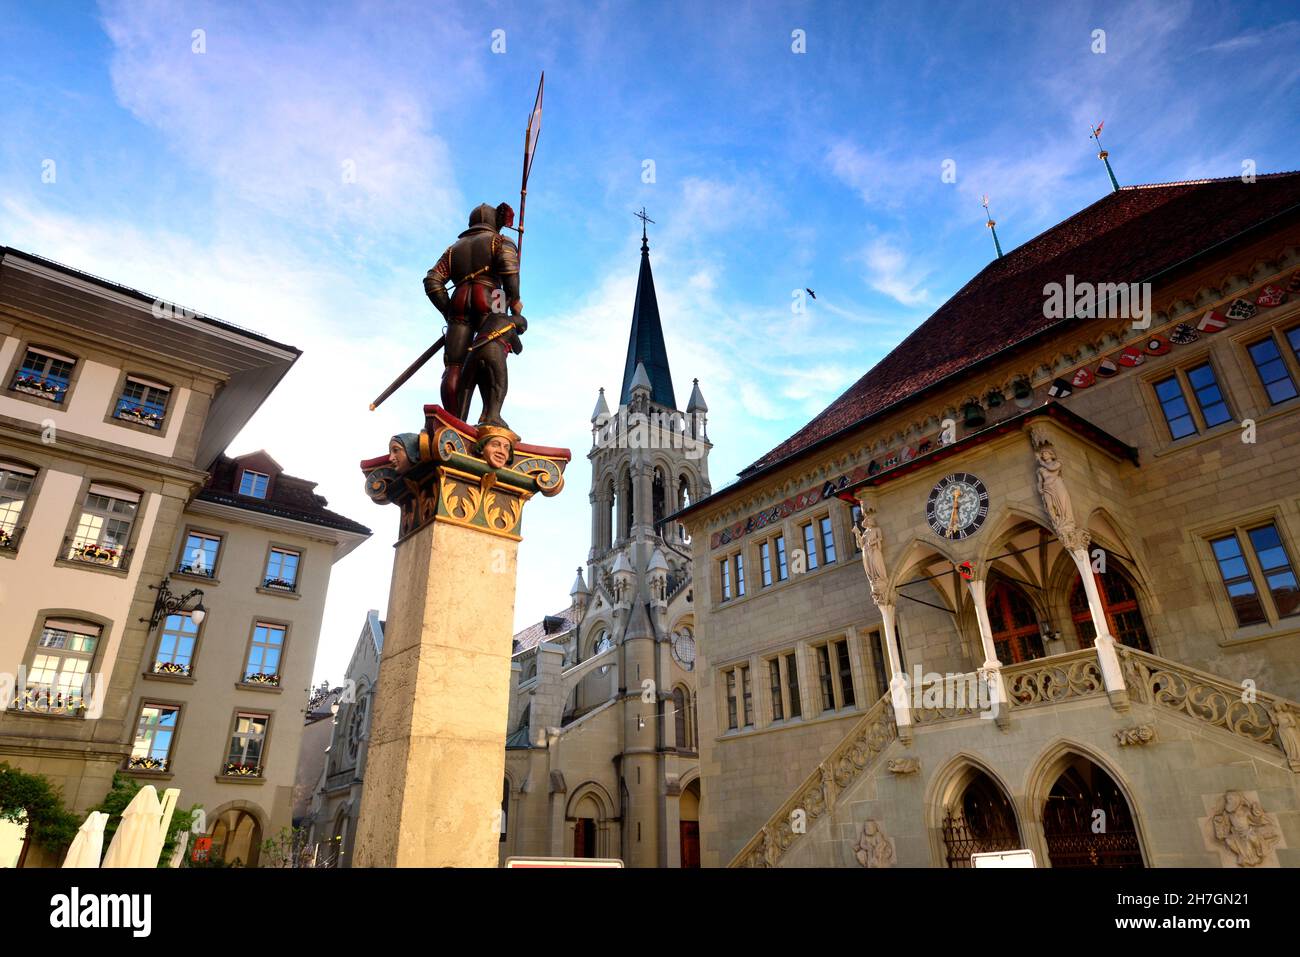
[[679, 778, 701, 868], [940, 768, 1021, 867], [572, 794, 601, 858], [1069, 562, 1152, 652], [986, 580, 1045, 664], [210, 808, 262, 867], [1041, 754, 1143, 867]]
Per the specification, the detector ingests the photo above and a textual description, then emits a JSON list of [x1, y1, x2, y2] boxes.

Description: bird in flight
[[805, 288, 817, 300]]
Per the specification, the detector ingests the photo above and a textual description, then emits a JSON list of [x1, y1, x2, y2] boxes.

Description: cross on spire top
[[635, 207, 655, 251]]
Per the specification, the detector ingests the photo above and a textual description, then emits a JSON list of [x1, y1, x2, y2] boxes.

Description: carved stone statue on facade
[[851, 820, 895, 868], [1274, 701, 1300, 770], [1114, 724, 1157, 747], [853, 507, 889, 604], [1211, 790, 1280, 866], [1030, 432, 1091, 551]]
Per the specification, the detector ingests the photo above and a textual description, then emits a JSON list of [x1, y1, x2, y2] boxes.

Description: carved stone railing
[[911, 672, 989, 724], [666, 570, 692, 603], [1117, 645, 1300, 770], [729, 694, 897, 868], [1004, 648, 1106, 710]]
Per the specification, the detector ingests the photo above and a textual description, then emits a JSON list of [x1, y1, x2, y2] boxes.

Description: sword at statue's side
[[369, 335, 445, 411]]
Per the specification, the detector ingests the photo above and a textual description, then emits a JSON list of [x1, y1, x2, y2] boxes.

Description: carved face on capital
[[1037, 445, 1058, 465], [389, 439, 412, 473], [482, 435, 512, 470]]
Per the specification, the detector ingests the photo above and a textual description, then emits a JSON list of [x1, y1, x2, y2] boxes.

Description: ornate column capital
[[360, 405, 570, 542]]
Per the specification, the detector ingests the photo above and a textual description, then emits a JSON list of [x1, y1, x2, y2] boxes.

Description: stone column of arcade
[[353, 407, 569, 867]]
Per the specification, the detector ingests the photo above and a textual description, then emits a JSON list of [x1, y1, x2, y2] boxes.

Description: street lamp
[[142, 575, 207, 631]]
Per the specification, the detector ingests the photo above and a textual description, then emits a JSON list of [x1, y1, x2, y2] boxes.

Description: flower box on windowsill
[[11, 376, 66, 402], [222, 763, 263, 778], [153, 661, 192, 678], [9, 689, 84, 717], [126, 756, 170, 773], [69, 543, 121, 566], [115, 407, 164, 429], [0, 527, 20, 553], [176, 563, 216, 579], [262, 578, 297, 593], [242, 672, 281, 687]]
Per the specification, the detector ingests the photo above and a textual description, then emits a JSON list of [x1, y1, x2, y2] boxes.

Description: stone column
[[1026, 424, 1127, 707], [964, 577, 1010, 727], [353, 406, 569, 867], [852, 495, 912, 740]]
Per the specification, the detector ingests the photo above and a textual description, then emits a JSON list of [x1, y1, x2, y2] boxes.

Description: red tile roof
[[742, 172, 1300, 477]]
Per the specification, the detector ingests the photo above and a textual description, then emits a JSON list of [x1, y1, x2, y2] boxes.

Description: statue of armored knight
[[424, 202, 528, 429]]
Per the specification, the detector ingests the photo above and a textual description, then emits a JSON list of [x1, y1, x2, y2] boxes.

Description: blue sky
[[2, 0, 1297, 683]]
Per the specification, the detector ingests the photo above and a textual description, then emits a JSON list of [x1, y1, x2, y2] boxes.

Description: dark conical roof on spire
[[620, 232, 676, 409]]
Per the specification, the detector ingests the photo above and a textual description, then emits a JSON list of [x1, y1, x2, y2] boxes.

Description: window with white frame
[[0, 462, 35, 550], [239, 470, 270, 498], [154, 614, 199, 677], [114, 376, 171, 429], [20, 618, 100, 714], [263, 547, 300, 591], [128, 704, 179, 771], [178, 530, 221, 577], [10, 347, 75, 403], [225, 713, 269, 774], [68, 484, 139, 568], [244, 622, 285, 685]]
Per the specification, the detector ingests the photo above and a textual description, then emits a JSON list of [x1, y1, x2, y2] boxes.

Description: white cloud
[[860, 238, 930, 307]]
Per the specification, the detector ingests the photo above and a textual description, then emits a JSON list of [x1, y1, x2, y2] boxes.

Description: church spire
[[620, 209, 677, 409]]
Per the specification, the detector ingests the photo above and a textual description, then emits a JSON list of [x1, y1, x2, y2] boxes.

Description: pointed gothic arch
[[1024, 741, 1147, 868], [926, 754, 1023, 868]]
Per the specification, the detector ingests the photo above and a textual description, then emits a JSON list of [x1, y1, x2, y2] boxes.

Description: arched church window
[[620, 471, 634, 539], [986, 580, 1045, 664], [673, 686, 687, 748], [653, 467, 666, 525], [1069, 561, 1152, 652]]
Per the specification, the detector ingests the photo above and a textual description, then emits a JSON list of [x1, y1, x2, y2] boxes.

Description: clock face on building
[[926, 473, 989, 540], [672, 630, 696, 671]]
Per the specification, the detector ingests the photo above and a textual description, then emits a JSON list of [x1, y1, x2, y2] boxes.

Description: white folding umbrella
[[101, 785, 163, 868], [61, 811, 109, 868]]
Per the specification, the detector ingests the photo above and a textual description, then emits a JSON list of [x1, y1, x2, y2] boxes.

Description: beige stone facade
[[123, 451, 368, 866], [0, 248, 298, 864], [678, 178, 1300, 868]]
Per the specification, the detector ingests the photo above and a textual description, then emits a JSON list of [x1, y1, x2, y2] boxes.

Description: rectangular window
[[226, 713, 269, 774], [114, 376, 171, 429], [768, 659, 783, 721], [734, 553, 746, 597], [1247, 524, 1300, 619], [154, 614, 199, 677], [1154, 375, 1197, 439], [784, 653, 801, 718], [68, 484, 139, 568], [21, 619, 100, 714], [1210, 533, 1267, 626], [11, 347, 75, 403], [0, 462, 35, 547], [775, 534, 788, 581], [726, 669, 738, 730], [1248, 337, 1298, 405], [869, 630, 889, 699], [816, 644, 834, 710], [239, 470, 270, 498], [760, 541, 773, 587], [740, 665, 752, 728], [129, 704, 179, 771], [802, 522, 820, 570], [1187, 362, 1232, 428], [179, 531, 221, 578], [835, 639, 855, 708], [1287, 326, 1300, 365], [820, 516, 837, 564], [264, 547, 300, 591], [244, 623, 285, 685], [719, 557, 732, 601]]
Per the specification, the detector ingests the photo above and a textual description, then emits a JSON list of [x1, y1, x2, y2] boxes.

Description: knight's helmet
[[466, 202, 498, 231]]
